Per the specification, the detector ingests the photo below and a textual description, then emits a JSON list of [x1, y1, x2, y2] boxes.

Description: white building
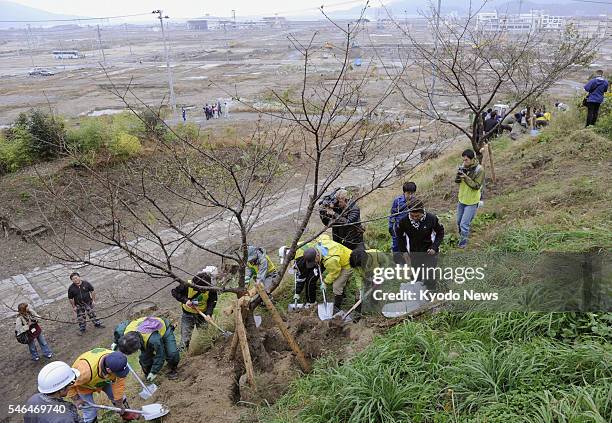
[[476, 10, 565, 33]]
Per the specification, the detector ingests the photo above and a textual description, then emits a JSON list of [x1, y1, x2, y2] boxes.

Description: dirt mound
[[236, 307, 375, 405], [156, 307, 377, 421], [156, 339, 246, 423]]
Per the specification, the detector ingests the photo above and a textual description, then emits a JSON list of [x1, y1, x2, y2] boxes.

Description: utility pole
[[124, 23, 133, 57], [25, 24, 35, 67], [96, 24, 106, 63], [429, 0, 441, 116], [232, 10, 236, 29], [153, 9, 177, 120]]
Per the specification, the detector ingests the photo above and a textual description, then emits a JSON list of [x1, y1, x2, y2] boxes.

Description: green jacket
[[457, 162, 484, 205], [113, 318, 171, 375]]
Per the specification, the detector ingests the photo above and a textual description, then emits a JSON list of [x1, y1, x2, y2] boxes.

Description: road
[[0, 129, 437, 319]]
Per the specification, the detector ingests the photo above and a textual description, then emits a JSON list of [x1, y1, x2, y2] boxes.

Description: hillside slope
[[259, 109, 612, 422]]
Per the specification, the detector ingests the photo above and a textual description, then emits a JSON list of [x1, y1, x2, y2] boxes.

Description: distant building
[[52, 50, 81, 59], [567, 16, 608, 39], [187, 19, 209, 30], [476, 10, 565, 33], [262, 16, 287, 29]]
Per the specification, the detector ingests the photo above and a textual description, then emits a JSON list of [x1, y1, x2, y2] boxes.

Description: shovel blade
[[317, 302, 334, 321], [141, 404, 169, 421], [138, 383, 158, 399]]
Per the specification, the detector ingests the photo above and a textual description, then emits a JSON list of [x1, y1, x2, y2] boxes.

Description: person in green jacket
[[455, 149, 485, 248], [114, 316, 179, 381]]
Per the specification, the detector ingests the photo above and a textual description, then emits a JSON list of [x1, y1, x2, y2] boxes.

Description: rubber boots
[[167, 367, 179, 380]]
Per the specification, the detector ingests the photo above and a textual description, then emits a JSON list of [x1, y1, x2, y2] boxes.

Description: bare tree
[[28, 10, 436, 316], [388, 0, 598, 160]]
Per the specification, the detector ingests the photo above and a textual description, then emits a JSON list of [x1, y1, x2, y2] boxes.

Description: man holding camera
[[455, 149, 484, 248], [319, 189, 364, 250]]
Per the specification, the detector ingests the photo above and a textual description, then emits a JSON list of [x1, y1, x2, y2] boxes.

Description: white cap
[[201, 266, 218, 277], [37, 361, 80, 394]]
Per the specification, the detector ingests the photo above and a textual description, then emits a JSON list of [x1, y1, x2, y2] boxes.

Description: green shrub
[[13, 109, 66, 159], [110, 112, 145, 137], [66, 119, 109, 153], [138, 109, 167, 139], [168, 122, 201, 143], [107, 132, 142, 158], [0, 129, 34, 174]]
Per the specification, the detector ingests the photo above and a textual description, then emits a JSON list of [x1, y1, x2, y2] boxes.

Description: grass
[[259, 107, 612, 422]]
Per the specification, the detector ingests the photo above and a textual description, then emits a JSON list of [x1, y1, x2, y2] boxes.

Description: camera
[[319, 191, 338, 208], [455, 166, 466, 183]]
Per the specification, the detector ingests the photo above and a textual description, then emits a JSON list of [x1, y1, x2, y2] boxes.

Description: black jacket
[[397, 212, 444, 253], [319, 201, 364, 250], [171, 283, 218, 316]]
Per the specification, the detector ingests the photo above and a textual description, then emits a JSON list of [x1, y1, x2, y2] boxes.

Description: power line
[[0, 12, 151, 23], [568, 0, 612, 4]]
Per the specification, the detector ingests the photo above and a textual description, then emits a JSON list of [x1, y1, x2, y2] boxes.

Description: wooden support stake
[[255, 283, 311, 373], [487, 143, 496, 183], [234, 300, 256, 388]]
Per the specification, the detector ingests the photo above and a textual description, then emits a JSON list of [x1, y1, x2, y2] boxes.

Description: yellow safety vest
[[181, 283, 210, 314], [73, 348, 118, 390], [124, 317, 167, 348], [247, 254, 277, 278]]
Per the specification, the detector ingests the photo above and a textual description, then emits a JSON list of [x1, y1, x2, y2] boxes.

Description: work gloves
[[146, 373, 157, 382]]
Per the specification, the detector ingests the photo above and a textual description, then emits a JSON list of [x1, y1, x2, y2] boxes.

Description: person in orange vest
[[114, 316, 179, 381], [171, 270, 218, 350], [67, 349, 138, 422]]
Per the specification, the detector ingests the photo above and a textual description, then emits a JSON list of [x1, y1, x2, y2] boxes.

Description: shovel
[[316, 265, 334, 321], [127, 363, 158, 400], [288, 271, 306, 312], [195, 309, 233, 338], [83, 401, 169, 421], [336, 287, 375, 322]]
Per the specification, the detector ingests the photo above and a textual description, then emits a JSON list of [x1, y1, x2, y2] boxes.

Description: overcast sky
[[10, 0, 386, 19]]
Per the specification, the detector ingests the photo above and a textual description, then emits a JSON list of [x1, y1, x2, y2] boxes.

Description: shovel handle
[[127, 363, 152, 394], [342, 287, 374, 321], [83, 401, 144, 415], [196, 309, 227, 333]]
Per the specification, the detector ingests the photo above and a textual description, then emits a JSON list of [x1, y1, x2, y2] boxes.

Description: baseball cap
[[104, 351, 129, 377], [303, 248, 318, 269]]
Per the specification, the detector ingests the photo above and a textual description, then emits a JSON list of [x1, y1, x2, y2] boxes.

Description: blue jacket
[[584, 77, 609, 104], [389, 195, 409, 233]]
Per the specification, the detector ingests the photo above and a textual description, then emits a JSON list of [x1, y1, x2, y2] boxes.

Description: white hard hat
[[37, 361, 80, 394]]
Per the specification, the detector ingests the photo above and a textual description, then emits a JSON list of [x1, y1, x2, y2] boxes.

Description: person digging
[[171, 270, 218, 351], [68, 349, 139, 422], [114, 316, 180, 381], [295, 234, 353, 314]]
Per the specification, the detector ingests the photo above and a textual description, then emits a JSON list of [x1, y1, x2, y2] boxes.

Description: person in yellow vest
[[171, 271, 218, 350], [245, 245, 279, 293], [294, 234, 353, 313], [113, 316, 179, 381], [67, 349, 138, 422], [455, 149, 484, 248]]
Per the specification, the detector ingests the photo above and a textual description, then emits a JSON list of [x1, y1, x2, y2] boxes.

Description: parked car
[[28, 68, 55, 76]]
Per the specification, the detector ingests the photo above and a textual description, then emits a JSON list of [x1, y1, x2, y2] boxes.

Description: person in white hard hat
[[24, 361, 82, 422]]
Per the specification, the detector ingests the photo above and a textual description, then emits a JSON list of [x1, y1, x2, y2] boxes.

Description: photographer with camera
[[319, 188, 364, 250], [455, 149, 485, 248]]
